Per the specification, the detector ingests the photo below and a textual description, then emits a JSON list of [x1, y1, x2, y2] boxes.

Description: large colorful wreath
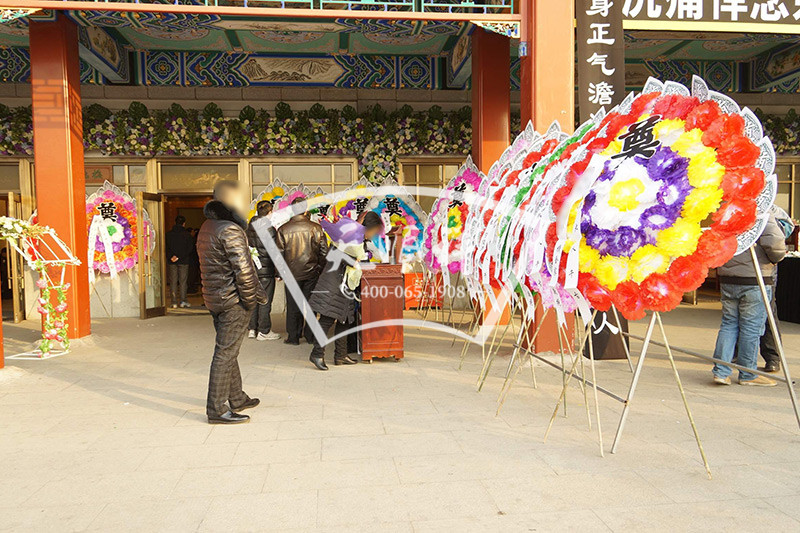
[[495, 76, 776, 321], [86, 181, 154, 276], [423, 156, 484, 278], [365, 178, 428, 265]]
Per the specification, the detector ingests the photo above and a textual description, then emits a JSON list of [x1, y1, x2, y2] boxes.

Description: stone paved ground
[[1, 300, 800, 532]]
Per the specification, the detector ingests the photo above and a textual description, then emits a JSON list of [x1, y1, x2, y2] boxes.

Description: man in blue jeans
[[712, 213, 787, 386]]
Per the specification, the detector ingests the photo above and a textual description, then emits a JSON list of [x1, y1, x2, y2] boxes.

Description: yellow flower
[[653, 119, 686, 141], [670, 128, 704, 157], [682, 187, 724, 223], [629, 245, 670, 283], [272, 187, 284, 197], [595, 255, 630, 290], [687, 147, 724, 189], [601, 140, 622, 157], [608, 178, 646, 212], [579, 239, 601, 273], [656, 218, 702, 257]]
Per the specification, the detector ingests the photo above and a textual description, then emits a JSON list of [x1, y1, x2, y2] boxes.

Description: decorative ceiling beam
[[77, 25, 130, 83], [0, 1, 521, 22], [471, 21, 519, 39]]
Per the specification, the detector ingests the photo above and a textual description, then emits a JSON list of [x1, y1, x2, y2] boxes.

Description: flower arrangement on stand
[[423, 155, 485, 283], [0, 216, 80, 357], [365, 178, 428, 266], [86, 181, 153, 281]]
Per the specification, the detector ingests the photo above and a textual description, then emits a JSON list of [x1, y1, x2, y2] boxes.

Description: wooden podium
[[360, 263, 404, 361]]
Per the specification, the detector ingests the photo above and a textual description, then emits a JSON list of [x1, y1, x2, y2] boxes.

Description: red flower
[[667, 255, 710, 293], [721, 167, 765, 201], [612, 281, 646, 321], [711, 198, 757, 236], [685, 100, 721, 130], [640, 273, 683, 312], [578, 272, 612, 311], [716, 134, 760, 169], [695, 229, 738, 268]]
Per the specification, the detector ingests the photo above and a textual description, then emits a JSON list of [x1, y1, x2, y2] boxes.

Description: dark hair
[[361, 211, 383, 230], [213, 180, 239, 201], [256, 200, 273, 216], [291, 197, 307, 216], [175, 215, 186, 226]]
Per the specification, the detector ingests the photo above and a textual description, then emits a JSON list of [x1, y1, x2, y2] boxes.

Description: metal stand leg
[[610, 312, 657, 454], [543, 311, 597, 442], [611, 305, 634, 373], [587, 323, 604, 457], [750, 246, 800, 430], [655, 312, 711, 478]]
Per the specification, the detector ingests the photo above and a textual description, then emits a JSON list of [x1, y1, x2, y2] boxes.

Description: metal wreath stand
[[493, 244, 799, 479]]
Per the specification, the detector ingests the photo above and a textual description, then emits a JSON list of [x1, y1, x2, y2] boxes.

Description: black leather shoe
[[334, 356, 358, 365], [231, 398, 260, 412], [309, 355, 328, 371], [765, 361, 781, 373], [284, 339, 300, 346], [208, 410, 250, 424]]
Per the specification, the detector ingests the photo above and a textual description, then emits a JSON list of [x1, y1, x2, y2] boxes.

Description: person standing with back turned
[[276, 197, 328, 345], [197, 180, 267, 424], [246, 200, 281, 341], [165, 214, 194, 309]]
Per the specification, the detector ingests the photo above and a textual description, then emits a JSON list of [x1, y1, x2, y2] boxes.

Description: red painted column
[[472, 27, 511, 326], [30, 15, 91, 339], [520, 0, 576, 352], [471, 28, 510, 174]]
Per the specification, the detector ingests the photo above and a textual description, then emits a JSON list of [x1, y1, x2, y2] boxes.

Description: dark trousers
[[168, 263, 189, 305], [249, 277, 276, 334], [286, 278, 316, 343], [207, 304, 251, 418], [310, 314, 348, 361], [760, 290, 781, 365]]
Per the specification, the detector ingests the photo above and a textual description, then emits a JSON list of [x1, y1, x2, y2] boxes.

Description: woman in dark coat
[[308, 212, 383, 370]]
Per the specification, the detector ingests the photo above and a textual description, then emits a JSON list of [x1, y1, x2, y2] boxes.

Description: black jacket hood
[[203, 200, 248, 230]]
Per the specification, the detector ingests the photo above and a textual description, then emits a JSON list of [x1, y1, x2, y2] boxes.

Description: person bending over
[[308, 212, 383, 370]]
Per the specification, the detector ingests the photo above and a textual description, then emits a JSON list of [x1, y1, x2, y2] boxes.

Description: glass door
[[6, 192, 25, 323], [137, 192, 166, 319]]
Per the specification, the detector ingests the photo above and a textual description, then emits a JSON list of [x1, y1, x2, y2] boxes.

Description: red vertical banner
[[577, 0, 626, 123]]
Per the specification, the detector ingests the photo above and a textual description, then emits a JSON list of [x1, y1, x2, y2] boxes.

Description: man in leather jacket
[[197, 180, 267, 424], [276, 197, 328, 345]]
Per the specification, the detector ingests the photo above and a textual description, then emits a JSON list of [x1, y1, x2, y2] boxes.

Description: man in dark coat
[[276, 197, 328, 345], [197, 180, 267, 424], [246, 200, 280, 341], [308, 212, 383, 370], [165, 214, 195, 308]]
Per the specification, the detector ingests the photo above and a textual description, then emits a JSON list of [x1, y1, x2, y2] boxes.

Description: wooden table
[[360, 263, 404, 362]]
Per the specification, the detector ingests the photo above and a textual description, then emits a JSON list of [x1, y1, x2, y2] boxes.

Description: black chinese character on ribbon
[[448, 182, 467, 209], [612, 115, 662, 160], [353, 197, 369, 214], [384, 196, 402, 216], [98, 201, 117, 221]]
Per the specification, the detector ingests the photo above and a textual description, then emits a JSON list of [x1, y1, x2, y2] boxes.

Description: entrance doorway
[[164, 195, 212, 313]]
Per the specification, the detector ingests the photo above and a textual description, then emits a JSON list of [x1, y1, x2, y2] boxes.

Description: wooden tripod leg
[[587, 323, 604, 457], [655, 312, 711, 479], [543, 311, 597, 442], [611, 305, 634, 373], [611, 312, 657, 454], [749, 246, 800, 430]]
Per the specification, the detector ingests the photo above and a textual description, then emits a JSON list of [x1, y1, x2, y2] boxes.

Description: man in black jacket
[[198, 181, 267, 424], [276, 197, 328, 345], [246, 200, 280, 341], [165, 214, 194, 308]]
